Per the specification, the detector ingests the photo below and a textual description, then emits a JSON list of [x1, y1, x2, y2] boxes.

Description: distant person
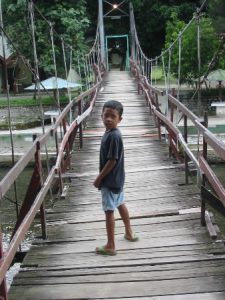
[[119, 45, 126, 71], [93, 100, 138, 255]]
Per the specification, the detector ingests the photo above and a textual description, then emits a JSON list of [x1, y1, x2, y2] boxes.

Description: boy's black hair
[[102, 100, 123, 117]]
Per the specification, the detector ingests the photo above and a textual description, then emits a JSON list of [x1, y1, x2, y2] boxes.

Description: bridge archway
[[106, 34, 129, 71]]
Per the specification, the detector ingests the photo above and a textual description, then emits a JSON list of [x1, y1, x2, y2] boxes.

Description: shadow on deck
[[9, 71, 225, 300]]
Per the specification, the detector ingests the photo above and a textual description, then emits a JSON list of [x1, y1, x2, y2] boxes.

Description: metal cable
[[177, 35, 182, 100], [168, 49, 172, 92], [49, 23, 61, 111], [82, 55, 89, 90], [77, 53, 83, 92], [61, 38, 72, 124], [0, 0, 20, 222], [29, 0, 53, 199]]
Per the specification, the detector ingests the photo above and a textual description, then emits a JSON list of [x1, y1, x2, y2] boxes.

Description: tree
[[3, 0, 90, 77], [207, 0, 225, 34], [131, 0, 201, 58], [163, 12, 222, 83]]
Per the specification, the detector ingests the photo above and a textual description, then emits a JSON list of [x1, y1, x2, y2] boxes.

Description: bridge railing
[[130, 59, 225, 225], [0, 63, 103, 298]]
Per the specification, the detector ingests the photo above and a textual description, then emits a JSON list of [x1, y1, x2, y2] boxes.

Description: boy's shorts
[[101, 187, 124, 211]]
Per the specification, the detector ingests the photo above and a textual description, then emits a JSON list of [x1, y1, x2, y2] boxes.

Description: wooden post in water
[[201, 111, 208, 226]]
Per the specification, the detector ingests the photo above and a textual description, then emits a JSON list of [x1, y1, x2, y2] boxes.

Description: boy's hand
[[93, 176, 101, 189], [93, 159, 116, 189]]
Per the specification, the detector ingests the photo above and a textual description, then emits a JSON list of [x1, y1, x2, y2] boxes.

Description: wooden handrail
[[199, 156, 225, 206], [168, 94, 198, 123], [51, 82, 100, 134], [0, 143, 36, 199], [131, 59, 225, 211], [54, 87, 98, 172]]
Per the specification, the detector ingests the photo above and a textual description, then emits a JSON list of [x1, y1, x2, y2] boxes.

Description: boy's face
[[102, 107, 122, 131]]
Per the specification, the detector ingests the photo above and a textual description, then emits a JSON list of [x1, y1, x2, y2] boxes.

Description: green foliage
[[131, 0, 200, 57], [0, 95, 70, 108], [3, 0, 90, 77], [207, 0, 225, 34], [164, 13, 222, 83]]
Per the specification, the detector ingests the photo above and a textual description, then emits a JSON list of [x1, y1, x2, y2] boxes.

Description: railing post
[[155, 94, 161, 141], [169, 88, 176, 157], [62, 117, 67, 135], [54, 118, 59, 156], [35, 140, 47, 240], [78, 100, 83, 148], [202, 111, 208, 163], [184, 115, 189, 184], [147, 88, 152, 114], [58, 169, 64, 195], [0, 228, 8, 300], [53, 119, 64, 194], [169, 103, 174, 157], [201, 111, 208, 226], [62, 118, 71, 171]]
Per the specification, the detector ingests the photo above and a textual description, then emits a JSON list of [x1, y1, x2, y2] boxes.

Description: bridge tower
[[98, 0, 135, 70]]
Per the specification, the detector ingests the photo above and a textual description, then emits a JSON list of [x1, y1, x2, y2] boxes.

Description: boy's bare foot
[[124, 233, 139, 242], [95, 245, 117, 256]]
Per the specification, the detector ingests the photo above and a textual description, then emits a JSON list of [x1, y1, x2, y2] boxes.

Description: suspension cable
[[154, 58, 158, 86], [150, 61, 153, 85], [162, 53, 168, 95], [168, 49, 172, 92], [0, 0, 20, 222], [76, 53, 83, 92], [29, 0, 53, 199], [61, 37, 72, 124], [49, 22, 61, 111], [196, 9, 201, 111], [177, 34, 182, 100], [83, 55, 89, 90], [130, 0, 208, 70]]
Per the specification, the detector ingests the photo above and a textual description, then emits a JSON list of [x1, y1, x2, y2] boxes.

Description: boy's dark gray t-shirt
[[100, 128, 125, 193]]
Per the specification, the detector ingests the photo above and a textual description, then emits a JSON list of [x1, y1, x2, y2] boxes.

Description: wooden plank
[[9, 276, 225, 300], [106, 293, 225, 300]]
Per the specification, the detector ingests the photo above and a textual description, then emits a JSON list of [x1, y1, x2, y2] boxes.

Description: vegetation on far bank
[[0, 95, 71, 108]]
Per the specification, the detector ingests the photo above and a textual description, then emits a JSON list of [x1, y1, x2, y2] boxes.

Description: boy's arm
[[93, 159, 116, 188]]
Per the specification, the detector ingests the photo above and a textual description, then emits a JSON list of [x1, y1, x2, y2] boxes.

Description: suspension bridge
[[0, 1, 225, 299]]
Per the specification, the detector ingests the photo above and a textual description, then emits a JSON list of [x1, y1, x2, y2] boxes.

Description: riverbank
[[0, 124, 59, 166]]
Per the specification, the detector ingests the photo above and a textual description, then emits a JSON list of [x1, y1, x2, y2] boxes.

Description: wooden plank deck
[[9, 71, 225, 299]]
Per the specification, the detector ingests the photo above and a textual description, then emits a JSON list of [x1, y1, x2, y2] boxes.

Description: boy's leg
[[96, 210, 116, 255], [105, 210, 115, 250], [118, 203, 133, 239]]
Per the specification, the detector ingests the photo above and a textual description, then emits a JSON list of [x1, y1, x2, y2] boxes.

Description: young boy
[[93, 100, 138, 256]]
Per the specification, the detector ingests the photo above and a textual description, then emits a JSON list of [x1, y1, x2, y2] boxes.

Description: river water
[[0, 166, 41, 288]]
